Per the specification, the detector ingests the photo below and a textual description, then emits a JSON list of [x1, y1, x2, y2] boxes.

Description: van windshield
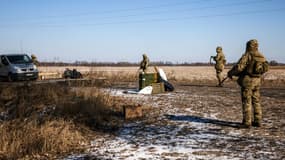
[[7, 55, 32, 64]]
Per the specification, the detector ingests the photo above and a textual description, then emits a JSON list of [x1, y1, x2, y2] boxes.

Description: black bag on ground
[[160, 79, 174, 91]]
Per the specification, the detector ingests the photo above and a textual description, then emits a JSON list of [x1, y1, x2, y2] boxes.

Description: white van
[[0, 54, 39, 81]]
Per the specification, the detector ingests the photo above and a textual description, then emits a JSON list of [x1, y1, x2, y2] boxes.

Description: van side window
[[1, 56, 9, 65], [23, 55, 31, 63]]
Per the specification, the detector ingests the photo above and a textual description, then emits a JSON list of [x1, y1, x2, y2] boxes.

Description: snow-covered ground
[[87, 85, 285, 160]]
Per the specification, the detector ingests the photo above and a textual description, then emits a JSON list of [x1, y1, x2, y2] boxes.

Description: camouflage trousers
[[216, 70, 223, 85], [240, 77, 262, 127]]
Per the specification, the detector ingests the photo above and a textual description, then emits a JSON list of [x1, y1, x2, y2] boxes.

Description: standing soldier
[[140, 53, 150, 72], [212, 46, 226, 87], [227, 39, 269, 128], [31, 54, 40, 66]]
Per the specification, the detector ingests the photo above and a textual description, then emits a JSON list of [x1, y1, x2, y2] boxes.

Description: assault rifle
[[209, 56, 215, 65]]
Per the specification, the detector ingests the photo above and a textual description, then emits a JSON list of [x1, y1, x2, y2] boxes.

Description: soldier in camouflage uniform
[[140, 54, 150, 72], [228, 39, 268, 128], [31, 54, 40, 66], [213, 46, 226, 87]]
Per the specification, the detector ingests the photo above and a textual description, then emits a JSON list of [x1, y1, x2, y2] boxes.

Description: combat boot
[[239, 123, 251, 129], [240, 120, 251, 129], [252, 121, 261, 127], [216, 83, 223, 87]]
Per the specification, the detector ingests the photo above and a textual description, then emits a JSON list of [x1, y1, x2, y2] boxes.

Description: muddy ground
[[73, 81, 285, 160]]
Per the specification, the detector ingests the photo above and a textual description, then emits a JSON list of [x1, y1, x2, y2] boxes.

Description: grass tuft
[[0, 83, 123, 159]]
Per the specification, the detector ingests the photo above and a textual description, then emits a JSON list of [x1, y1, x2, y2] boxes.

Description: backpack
[[247, 52, 269, 77]]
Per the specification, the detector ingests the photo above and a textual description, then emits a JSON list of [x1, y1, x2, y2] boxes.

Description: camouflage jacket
[[140, 58, 150, 70], [228, 51, 267, 78], [214, 52, 226, 64], [214, 52, 226, 70], [32, 58, 40, 66]]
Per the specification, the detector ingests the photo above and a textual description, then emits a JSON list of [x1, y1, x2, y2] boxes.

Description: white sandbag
[[138, 86, 153, 94]]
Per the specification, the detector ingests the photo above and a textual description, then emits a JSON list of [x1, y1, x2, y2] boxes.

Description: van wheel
[[7, 73, 13, 82]]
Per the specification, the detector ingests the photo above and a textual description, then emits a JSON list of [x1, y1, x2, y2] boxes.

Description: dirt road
[[85, 83, 285, 160]]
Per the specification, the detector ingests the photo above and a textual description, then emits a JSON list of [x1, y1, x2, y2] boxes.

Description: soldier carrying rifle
[[210, 46, 226, 87], [227, 39, 269, 128]]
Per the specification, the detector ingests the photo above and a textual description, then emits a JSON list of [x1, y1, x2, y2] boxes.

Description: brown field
[[1, 65, 285, 159], [39, 66, 285, 86]]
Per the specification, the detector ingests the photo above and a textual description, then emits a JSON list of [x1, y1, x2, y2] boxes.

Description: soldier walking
[[227, 39, 269, 128], [212, 46, 226, 87]]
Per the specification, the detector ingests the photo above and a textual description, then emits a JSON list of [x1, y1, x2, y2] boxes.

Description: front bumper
[[11, 72, 39, 81]]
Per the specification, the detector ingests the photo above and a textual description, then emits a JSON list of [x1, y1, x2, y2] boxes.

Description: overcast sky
[[0, 0, 284, 63]]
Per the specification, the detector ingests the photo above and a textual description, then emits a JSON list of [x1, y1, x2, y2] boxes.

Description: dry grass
[[87, 71, 138, 85], [0, 84, 123, 159], [39, 65, 285, 81], [0, 120, 86, 159], [56, 87, 124, 130], [38, 66, 285, 86]]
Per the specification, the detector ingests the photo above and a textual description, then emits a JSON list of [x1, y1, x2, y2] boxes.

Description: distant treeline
[[39, 60, 285, 67]]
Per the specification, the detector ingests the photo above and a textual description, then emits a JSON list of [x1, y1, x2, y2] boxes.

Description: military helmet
[[247, 39, 258, 46], [216, 46, 222, 52], [143, 53, 148, 58], [246, 39, 259, 52], [31, 54, 36, 58]]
